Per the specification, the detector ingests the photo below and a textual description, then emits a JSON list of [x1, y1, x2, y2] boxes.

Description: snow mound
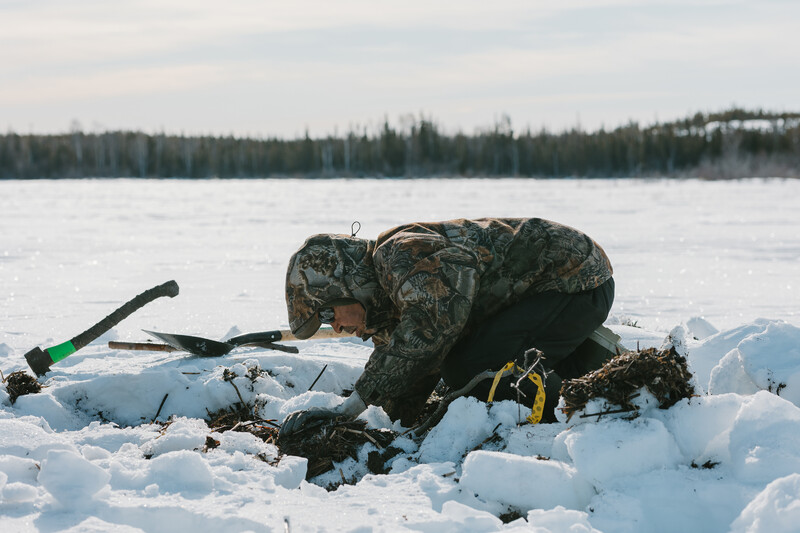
[[686, 318, 773, 393], [148, 450, 214, 495], [38, 449, 111, 504], [461, 451, 594, 511], [684, 316, 720, 340], [707, 321, 800, 406], [418, 397, 492, 463], [555, 417, 683, 484], [731, 474, 800, 533]]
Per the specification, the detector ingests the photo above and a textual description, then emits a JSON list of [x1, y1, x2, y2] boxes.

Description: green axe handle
[[24, 280, 180, 376]]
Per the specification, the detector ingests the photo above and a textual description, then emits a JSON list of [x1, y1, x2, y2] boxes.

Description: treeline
[[2, 108, 799, 179]]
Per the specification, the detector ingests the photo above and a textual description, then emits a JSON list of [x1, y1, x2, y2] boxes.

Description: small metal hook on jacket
[[351, 221, 361, 238]]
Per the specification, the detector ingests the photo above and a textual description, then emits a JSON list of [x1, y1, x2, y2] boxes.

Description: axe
[[24, 280, 180, 376]]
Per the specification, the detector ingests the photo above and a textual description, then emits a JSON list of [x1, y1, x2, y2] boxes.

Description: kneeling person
[[280, 217, 615, 435]]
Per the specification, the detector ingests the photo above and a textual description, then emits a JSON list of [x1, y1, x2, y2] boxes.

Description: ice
[[12, 392, 83, 431], [461, 451, 594, 511], [0, 455, 40, 485], [731, 474, 800, 533], [438, 500, 503, 531], [555, 417, 683, 485], [653, 394, 743, 464], [707, 320, 800, 407], [141, 417, 209, 457], [147, 450, 214, 495], [684, 316, 719, 340], [688, 319, 772, 393], [418, 396, 492, 463], [38, 449, 111, 504], [525, 507, 601, 533], [735, 322, 800, 405], [2, 482, 39, 503], [726, 392, 800, 484], [215, 429, 277, 456], [272, 455, 307, 490]]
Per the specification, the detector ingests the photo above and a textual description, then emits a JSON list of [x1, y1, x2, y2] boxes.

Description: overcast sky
[[2, 0, 797, 138]]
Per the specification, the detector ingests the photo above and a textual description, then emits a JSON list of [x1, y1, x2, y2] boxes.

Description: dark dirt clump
[[499, 509, 525, 524], [205, 404, 399, 479], [367, 446, 404, 475], [277, 418, 396, 479], [5, 371, 42, 404], [205, 404, 280, 446]]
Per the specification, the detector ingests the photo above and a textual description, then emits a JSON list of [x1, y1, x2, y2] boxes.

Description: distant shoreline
[[3, 107, 798, 180]]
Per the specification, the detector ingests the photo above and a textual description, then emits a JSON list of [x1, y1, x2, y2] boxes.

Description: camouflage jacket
[[285, 217, 612, 407]]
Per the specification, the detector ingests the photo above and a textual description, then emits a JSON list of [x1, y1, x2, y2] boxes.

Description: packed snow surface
[[1, 178, 799, 532]]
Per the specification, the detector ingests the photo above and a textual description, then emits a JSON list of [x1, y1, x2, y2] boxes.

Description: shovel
[[138, 327, 352, 357]]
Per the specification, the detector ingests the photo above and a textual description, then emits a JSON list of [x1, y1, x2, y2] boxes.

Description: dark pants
[[440, 277, 615, 421]]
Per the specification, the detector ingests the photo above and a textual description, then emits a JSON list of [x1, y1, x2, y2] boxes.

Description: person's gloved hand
[[279, 391, 367, 437]]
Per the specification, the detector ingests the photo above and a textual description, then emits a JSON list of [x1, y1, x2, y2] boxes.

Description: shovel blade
[[143, 330, 234, 357]]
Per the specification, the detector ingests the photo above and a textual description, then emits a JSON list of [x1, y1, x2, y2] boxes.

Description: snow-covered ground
[[1, 177, 799, 532]]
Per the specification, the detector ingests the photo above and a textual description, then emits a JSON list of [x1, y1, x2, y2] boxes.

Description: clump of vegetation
[[205, 404, 280, 447], [560, 347, 695, 421], [207, 364, 400, 480], [277, 419, 397, 480], [4, 371, 42, 404]]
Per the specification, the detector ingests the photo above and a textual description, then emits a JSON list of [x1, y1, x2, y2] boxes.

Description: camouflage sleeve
[[354, 233, 479, 406]]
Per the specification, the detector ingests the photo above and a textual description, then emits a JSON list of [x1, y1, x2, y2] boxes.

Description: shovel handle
[[228, 327, 352, 345], [303, 328, 354, 340], [108, 341, 178, 352], [268, 328, 354, 342]]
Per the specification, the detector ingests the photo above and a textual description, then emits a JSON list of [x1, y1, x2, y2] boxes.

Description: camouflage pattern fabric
[[285, 217, 612, 408]]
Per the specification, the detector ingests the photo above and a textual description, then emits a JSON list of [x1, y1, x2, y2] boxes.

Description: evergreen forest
[[2, 108, 798, 179]]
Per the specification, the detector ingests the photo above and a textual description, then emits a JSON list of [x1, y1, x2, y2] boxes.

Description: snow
[[38, 449, 111, 505], [1, 177, 799, 532], [461, 451, 594, 511], [731, 474, 800, 533], [703, 118, 800, 133]]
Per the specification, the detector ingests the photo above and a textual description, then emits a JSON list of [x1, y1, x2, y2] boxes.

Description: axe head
[[24, 347, 53, 377]]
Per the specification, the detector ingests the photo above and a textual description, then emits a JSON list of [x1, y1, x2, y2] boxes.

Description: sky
[[1, 0, 798, 139]]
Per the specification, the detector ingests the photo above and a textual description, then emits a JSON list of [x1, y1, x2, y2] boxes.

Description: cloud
[[0, 64, 233, 104], [1, 0, 798, 136]]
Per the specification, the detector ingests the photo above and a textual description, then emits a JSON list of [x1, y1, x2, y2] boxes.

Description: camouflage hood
[[285, 234, 381, 339]]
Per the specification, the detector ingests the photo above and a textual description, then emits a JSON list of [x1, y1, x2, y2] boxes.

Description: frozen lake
[[2, 177, 800, 532], [1, 178, 797, 352]]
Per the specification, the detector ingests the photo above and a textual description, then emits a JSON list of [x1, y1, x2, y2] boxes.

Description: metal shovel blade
[[143, 330, 235, 357]]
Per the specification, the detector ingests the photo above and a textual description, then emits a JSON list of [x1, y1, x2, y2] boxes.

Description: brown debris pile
[[277, 418, 396, 479], [205, 404, 280, 449], [205, 404, 399, 480], [5, 371, 42, 404], [413, 385, 448, 426], [560, 347, 695, 422], [206, 364, 401, 481]]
